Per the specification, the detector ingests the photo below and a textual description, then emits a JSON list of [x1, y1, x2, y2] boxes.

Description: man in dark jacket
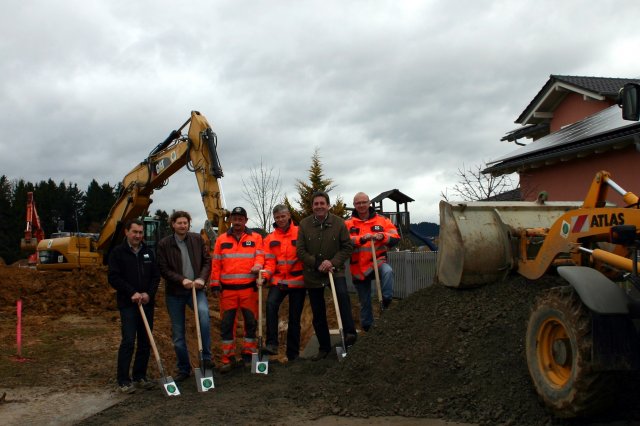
[[296, 191, 357, 361], [157, 210, 213, 382], [108, 218, 161, 394]]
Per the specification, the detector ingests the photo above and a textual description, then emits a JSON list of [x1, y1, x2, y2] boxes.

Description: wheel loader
[[436, 82, 640, 418]]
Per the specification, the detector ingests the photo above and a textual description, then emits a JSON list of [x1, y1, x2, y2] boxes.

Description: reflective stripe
[[281, 279, 305, 286], [277, 259, 298, 265], [221, 273, 256, 280], [221, 253, 256, 259], [265, 253, 276, 259], [213, 254, 222, 260]]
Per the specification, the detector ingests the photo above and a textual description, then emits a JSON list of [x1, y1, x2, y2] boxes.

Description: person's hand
[[362, 233, 373, 242], [193, 279, 205, 289], [182, 278, 193, 289], [131, 292, 143, 304], [140, 292, 150, 304], [250, 264, 262, 274], [318, 259, 334, 273], [374, 233, 384, 241]]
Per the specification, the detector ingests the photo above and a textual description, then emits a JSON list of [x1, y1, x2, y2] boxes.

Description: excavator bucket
[[436, 200, 582, 288]]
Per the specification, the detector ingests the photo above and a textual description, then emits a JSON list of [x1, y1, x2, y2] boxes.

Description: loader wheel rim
[[537, 317, 572, 387]]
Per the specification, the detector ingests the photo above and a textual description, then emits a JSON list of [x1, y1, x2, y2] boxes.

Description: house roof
[[370, 189, 415, 204], [516, 75, 640, 125], [486, 104, 640, 175]]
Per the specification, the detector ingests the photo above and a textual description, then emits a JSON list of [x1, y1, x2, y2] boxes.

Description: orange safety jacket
[[345, 209, 400, 281], [263, 221, 304, 289], [210, 228, 264, 289]]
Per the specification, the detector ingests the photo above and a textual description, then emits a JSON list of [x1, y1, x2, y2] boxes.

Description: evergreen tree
[[286, 148, 347, 223], [82, 179, 117, 232]]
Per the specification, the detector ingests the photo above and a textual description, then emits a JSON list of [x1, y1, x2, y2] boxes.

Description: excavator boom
[[37, 111, 228, 270]]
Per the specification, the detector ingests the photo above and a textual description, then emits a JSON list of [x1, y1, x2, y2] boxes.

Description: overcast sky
[[2, 0, 640, 230]]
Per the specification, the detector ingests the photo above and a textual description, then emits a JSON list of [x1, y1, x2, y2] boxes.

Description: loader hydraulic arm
[[97, 111, 229, 261]]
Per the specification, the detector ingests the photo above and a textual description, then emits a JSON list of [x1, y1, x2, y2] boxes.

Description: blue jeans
[[165, 290, 211, 375], [117, 303, 154, 385], [353, 262, 394, 329]]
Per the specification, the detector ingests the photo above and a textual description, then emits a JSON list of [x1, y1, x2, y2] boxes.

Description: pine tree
[[286, 148, 347, 223]]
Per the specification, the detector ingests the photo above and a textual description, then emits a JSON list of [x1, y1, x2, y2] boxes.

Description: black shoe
[[241, 354, 253, 366], [345, 333, 357, 346], [263, 344, 278, 355], [383, 298, 392, 309], [202, 359, 215, 371], [173, 371, 190, 382], [219, 362, 233, 374], [310, 350, 330, 361], [363, 325, 371, 332]]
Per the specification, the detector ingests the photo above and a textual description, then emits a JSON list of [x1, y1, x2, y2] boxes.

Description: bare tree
[[441, 163, 518, 201], [241, 158, 283, 232]]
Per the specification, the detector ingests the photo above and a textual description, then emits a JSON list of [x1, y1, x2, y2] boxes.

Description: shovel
[[251, 270, 269, 374], [328, 271, 347, 361], [192, 285, 215, 391], [138, 303, 180, 396], [370, 239, 385, 312]]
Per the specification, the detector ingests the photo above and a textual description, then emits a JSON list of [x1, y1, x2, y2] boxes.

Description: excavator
[[36, 111, 229, 270], [436, 82, 640, 417], [20, 192, 45, 267]]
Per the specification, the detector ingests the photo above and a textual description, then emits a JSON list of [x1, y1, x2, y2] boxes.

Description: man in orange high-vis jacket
[[262, 204, 306, 361], [345, 192, 400, 331], [210, 206, 264, 373]]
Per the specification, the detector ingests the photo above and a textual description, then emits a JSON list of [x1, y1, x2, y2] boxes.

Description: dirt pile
[[316, 277, 640, 425], [4, 263, 640, 425]]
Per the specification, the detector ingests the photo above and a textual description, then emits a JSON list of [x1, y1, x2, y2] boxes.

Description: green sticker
[[203, 378, 213, 389], [258, 362, 267, 373], [167, 384, 176, 393]]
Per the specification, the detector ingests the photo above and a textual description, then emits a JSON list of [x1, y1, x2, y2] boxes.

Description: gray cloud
[[2, 0, 640, 229]]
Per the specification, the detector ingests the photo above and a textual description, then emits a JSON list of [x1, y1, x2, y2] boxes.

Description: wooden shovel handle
[[370, 239, 383, 303], [328, 271, 344, 331], [138, 303, 162, 371], [191, 286, 204, 353]]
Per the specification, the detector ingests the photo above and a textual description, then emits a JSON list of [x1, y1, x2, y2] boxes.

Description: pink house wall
[[549, 93, 615, 133], [519, 147, 640, 205]]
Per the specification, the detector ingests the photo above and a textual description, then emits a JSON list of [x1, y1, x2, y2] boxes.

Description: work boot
[[310, 350, 330, 361], [241, 353, 253, 367], [117, 382, 136, 394], [263, 344, 278, 355], [219, 361, 234, 374], [345, 333, 357, 347], [382, 298, 392, 309], [202, 359, 215, 371], [173, 371, 190, 382], [133, 378, 157, 390]]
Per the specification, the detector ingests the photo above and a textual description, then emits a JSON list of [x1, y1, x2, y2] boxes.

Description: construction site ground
[[2, 261, 640, 425]]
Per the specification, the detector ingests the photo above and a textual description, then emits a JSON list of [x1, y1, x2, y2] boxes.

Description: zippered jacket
[[264, 221, 304, 288], [345, 209, 400, 281], [108, 241, 160, 308], [296, 213, 353, 288], [157, 232, 211, 297], [210, 228, 264, 289]]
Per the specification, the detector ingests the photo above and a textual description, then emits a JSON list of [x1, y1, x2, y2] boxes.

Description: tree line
[[0, 176, 171, 265]]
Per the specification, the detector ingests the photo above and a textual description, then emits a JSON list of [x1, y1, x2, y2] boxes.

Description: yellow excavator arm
[[37, 111, 229, 270]]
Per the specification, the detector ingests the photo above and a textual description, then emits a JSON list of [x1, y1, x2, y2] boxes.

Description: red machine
[[21, 192, 45, 266]]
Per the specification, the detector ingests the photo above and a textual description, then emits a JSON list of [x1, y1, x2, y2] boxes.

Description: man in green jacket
[[297, 191, 357, 361]]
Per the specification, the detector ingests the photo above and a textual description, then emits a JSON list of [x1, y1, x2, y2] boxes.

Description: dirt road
[[2, 263, 640, 425]]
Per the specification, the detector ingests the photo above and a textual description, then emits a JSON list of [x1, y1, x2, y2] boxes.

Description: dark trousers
[[308, 275, 356, 353], [117, 303, 154, 385], [265, 286, 306, 359]]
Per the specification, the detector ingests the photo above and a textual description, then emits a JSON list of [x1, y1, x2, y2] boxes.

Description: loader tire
[[526, 286, 613, 418]]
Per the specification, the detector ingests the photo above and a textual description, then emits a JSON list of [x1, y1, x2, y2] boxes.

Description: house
[[484, 75, 640, 204]]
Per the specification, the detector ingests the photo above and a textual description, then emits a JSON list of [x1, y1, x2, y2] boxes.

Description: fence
[[346, 250, 438, 299]]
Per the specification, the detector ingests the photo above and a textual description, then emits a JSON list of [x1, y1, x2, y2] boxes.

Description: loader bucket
[[436, 200, 582, 288]]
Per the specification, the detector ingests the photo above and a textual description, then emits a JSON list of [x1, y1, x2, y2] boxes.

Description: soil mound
[[317, 276, 640, 425]]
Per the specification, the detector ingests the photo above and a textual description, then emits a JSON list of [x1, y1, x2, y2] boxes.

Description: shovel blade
[[160, 377, 180, 396], [251, 353, 269, 375], [336, 346, 347, 361], [195, 367, 215, 392]]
